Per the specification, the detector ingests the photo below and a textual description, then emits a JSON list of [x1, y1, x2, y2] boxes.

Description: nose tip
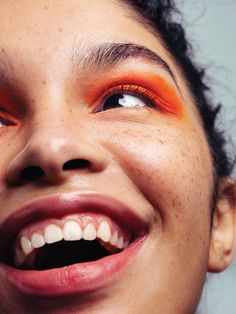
[[6, 137, 108, 186]]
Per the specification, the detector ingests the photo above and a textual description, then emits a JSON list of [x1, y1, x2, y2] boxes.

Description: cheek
[[104, 120, 213, 251], [102, 120, 213, 310]]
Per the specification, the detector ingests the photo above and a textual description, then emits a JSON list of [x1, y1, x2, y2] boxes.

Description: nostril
[[63, 159, 90, 171], [21, 166, 45, 182]]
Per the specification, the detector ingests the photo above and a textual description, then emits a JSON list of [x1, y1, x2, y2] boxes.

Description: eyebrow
[[72, 42, 178, 87], [0, 43, 178, 89]]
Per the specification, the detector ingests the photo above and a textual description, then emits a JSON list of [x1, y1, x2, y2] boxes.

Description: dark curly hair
[[122, 0, 234, 180]]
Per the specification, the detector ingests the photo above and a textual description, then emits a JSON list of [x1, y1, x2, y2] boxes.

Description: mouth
[[0, 193, 147, 296], [12, 213, 130, 270]]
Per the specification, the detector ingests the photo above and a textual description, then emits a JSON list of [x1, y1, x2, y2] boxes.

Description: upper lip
[[0, 192, 148, 263]]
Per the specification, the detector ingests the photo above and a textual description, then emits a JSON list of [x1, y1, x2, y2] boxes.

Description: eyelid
[[92, 84, 161, 112], [0, 110, 18, 126], [88, 73, 184, 118]]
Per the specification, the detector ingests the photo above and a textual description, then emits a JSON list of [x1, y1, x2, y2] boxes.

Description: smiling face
[[0, 1, 224, 313]]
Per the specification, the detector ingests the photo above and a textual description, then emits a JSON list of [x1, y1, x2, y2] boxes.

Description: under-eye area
[[1, 214, 133, 271]]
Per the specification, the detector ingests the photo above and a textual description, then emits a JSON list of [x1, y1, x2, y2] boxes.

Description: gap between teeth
[[16, 220, 129, 266]]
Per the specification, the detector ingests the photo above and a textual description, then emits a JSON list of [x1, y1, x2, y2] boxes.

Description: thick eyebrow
[[72, 42, 178, 86], [0, 43, 179, 90]]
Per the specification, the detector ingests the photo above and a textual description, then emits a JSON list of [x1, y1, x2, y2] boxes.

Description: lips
[[0, 193, 148, 296]]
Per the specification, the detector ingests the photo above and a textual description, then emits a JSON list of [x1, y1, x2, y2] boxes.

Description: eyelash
[[94, 84, 159, 112], [0, 111, 16, 128]]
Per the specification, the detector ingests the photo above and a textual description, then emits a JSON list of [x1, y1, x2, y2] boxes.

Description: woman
[[0, 0, 235, 313]]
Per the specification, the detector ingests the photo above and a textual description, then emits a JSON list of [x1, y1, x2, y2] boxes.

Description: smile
[[0, 193, 147, 296]]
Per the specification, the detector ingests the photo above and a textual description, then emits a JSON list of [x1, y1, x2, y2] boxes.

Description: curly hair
[[122, 0, 233, 179]]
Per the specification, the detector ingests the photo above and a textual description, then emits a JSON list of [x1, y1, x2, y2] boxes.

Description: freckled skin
[[0, 1, 215, 313]]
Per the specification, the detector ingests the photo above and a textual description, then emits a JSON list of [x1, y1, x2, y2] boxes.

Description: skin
[[0, 1, 235, 313]]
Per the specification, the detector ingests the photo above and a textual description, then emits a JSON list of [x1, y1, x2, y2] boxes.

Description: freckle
[[44, 5, 48, 10], [175, 214, 178, 218], [158, 139, 164, 144], [31, 99, 35, 103], [58, 27, 63, 32], [1, 48, 5, 53], [42, 80, 46, 85], [178, 242, 181, 247]]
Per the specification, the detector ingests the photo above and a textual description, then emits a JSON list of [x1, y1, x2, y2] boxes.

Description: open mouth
[[9, 214, 130, 271], [0, 193, 147, 296]]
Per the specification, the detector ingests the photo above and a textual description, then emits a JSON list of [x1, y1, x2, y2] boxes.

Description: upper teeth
[[15, 217, 129, 266]]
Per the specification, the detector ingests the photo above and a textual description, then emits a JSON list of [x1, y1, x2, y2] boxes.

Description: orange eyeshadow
[[0, 90, 20, 124], [85, 73, 185, 118], [0, 90, 13, 107]]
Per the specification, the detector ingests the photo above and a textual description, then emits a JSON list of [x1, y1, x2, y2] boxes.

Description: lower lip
[[1, 238, 144, 297]]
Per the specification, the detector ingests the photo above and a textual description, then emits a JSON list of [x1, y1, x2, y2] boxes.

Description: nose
[[6, 118, 108, 186]]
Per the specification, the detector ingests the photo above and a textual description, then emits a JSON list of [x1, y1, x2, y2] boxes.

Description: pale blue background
[[178, 1, 236, 313]]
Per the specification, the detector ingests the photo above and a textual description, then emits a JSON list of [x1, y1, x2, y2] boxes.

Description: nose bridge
[[30, 105, 78, 147], [25, 101, 78, 156]]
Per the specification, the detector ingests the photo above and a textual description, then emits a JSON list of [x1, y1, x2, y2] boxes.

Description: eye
[[0, 117, 9, 128], [94, 85, 156, 113], [0, 112, 16, 128], [101, 93, 148, 111], [91, 78, 184, 117]]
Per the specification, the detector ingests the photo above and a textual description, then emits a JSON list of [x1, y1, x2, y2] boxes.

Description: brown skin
[[0, 1, 235, 313]]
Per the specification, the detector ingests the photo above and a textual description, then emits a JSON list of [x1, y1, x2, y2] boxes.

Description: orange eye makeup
[[0, 90, 19, 128], [0, 111, 17, 128], [86, 73, 185, 118]]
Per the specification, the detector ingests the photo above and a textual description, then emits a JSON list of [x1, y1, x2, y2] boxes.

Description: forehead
[[0, 1, 159, 54], [0, 0, 200, 121], [0, 0, 172, 73]]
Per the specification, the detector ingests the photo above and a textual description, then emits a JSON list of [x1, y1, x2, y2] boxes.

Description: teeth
[[44, 224, 63, 244], [97, 221, 111, 242], [117, 237, 124, 249], [17, 218, 129, 266], [123, 240, 129, 248], [109, 230, 118, 246], [31, 233, 45, 248], [63, 220, 82, 241], [21, 236, 33, 255], [15, 248, 26, 266], [83, 223, 96, 241]]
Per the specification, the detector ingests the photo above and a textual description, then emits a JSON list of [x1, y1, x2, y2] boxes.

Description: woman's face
[[0, 1, 216, 313]]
